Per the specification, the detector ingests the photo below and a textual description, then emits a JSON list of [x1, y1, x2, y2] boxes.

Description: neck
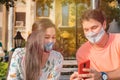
[[41, 52, 50, 68]]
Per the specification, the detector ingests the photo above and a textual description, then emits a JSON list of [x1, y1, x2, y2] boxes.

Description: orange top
[[76, 33, 120, 72]]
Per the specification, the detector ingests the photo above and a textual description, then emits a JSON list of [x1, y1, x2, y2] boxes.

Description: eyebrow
[[87, 25, 98, 29], [45, 34, 56, 36]]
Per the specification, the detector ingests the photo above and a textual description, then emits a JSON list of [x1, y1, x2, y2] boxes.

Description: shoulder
[[109, 33, 120, 42], [50, 50, 63, 60], [12, 48, 25, 59], [110, 33, 120, 38], [50, 50, 63, 68], [76, 41, 91, 62], [76, 41, 90, 56]]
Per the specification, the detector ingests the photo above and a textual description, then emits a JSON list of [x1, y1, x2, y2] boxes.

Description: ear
[[103, 20, 107, 30]]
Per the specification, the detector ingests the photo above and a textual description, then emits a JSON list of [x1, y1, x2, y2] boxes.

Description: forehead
[[82, 19, 102, 29], [45, 27, 56, 35]]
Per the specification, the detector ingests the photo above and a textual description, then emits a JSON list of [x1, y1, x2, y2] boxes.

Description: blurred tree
[[0, 62, 8, 79], [61, 0, 120, 29], [100, 0, 120, 29]]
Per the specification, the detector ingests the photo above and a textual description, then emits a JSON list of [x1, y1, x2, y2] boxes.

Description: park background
[[0, 0, 120, 79]]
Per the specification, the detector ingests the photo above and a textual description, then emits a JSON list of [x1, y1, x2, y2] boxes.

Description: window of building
[[62, 4, 69, 26], [15, 12, 26, 27], [36, 4, 49, 17], [62, 4, 76, 27], [60, 2, 89, 57], [61, 1, 90, 27]]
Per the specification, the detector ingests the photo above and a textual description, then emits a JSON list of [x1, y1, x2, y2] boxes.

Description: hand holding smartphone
[[78, 60, 90, 74]]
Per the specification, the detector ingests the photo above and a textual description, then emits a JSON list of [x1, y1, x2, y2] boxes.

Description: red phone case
[[78, 60, 90, 74]]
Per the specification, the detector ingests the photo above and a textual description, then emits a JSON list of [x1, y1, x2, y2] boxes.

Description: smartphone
[[78, 60, 90, 74]]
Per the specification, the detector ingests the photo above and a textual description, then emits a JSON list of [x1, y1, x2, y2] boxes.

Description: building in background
[[0, 0, 98, 57], [0, 5, 2, 42]]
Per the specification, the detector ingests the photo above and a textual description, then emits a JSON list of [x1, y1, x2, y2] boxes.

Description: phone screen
[[78, 60, 90, 74]]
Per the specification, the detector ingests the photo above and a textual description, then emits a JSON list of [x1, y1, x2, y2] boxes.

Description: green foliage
[[55, 27, 87, 57], [100, 0, 120, 27], [0, 62, 8, 80], [61, 0, 120, 28], [58, 0, 89, 57]]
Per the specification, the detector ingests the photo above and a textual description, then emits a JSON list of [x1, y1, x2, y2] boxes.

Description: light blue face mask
[[85, 27, 105, 43], [44, 42, 54, 53]]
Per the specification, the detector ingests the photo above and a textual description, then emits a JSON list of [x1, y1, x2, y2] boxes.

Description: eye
[[91, 26, 98, 30], [45, 36, 50, 39]]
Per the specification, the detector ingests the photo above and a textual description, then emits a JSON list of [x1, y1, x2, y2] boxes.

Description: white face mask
[[44, 42, 54, 53], [85, 27, 105, 43]]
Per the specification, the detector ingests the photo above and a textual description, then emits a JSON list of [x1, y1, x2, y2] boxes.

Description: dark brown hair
[[25, 18, 56, 80], [81, 9, 106, 25]]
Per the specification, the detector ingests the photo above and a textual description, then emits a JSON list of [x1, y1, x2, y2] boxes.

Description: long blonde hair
[[25, 18, 55, 80]]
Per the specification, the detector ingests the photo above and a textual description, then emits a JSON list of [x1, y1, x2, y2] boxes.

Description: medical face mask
[[44, 42, 54, 53], [85, 27, 105, 43]]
